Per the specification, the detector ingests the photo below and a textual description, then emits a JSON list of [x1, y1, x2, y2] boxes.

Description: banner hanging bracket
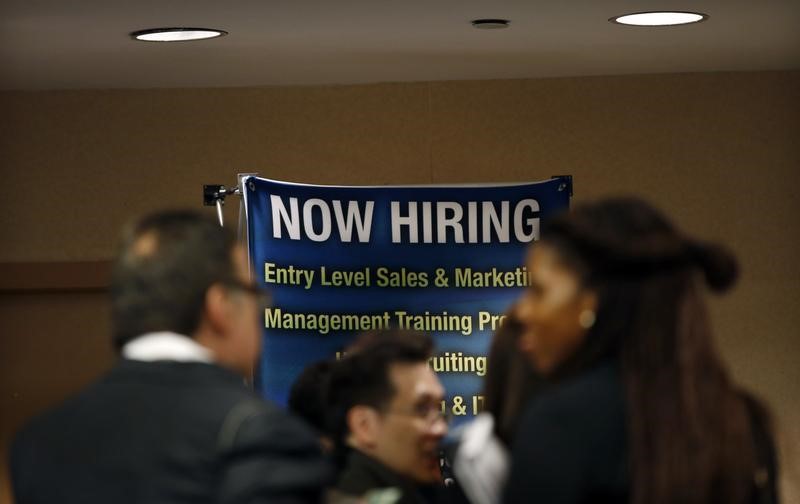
[[551, 175, 573, 198], [203, 184, 241, 226]]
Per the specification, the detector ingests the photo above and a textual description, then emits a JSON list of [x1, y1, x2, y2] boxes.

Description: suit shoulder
[[222, 398, 321, 453]]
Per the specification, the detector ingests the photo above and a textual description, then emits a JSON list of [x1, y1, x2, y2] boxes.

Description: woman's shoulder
[[532, 361, 622, 414], [506, 362, 628, 503], [515, 360, 627, 454]]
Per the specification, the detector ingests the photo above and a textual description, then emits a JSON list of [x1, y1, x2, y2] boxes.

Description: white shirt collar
[[121, 331, 214, 363]]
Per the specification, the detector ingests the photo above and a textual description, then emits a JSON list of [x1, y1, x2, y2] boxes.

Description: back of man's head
[[288, 359, 335, 436], [110, 210, 237, 350], [327, 330, 433, 442]]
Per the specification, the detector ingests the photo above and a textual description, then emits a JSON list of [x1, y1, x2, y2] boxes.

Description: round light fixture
[[610, 11, 708, 26], [471, 19, 510, 30], [130, 27, 228, 42]]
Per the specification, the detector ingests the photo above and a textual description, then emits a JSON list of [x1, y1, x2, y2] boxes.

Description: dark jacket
[[503, 360, 779, 504], [10, 359, 332, 504], [503, 360, 627, 504], [336, 449, 440, 504]]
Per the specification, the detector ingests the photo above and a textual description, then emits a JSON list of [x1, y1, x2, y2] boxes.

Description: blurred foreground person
[[505, 197, 778, 504], [10, 210, 331, 504], [451, 314, 541, 504], [328, 330, 448, 504], [289, 359, 336, 452]]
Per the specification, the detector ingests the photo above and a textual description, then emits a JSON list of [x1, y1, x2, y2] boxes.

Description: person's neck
[[193, 329, 250, 379]]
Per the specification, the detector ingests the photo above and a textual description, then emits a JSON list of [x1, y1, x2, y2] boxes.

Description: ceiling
[[1, 0, 798, 90]]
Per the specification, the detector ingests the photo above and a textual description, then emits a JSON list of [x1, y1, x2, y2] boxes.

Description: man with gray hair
[[11, 210, 331, 503]]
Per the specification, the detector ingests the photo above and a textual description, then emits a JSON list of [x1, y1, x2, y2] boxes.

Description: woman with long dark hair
[[504, 197, 778, 504], [452, 314, 541, 504]]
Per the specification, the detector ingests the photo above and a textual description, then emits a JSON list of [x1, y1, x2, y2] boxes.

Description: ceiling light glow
[[131, 28, 228, 42], [610, 11, 708, 27]]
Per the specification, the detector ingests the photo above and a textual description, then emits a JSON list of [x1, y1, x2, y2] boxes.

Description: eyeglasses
[[222, 280, 271, 310], [385, 404, 451, 426]]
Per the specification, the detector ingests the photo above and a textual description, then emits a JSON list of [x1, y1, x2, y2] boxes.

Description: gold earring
[[578, 310, 596, 329]]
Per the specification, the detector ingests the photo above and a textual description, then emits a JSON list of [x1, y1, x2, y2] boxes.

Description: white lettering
[[302, 198, 332, 242], [514, 199, 540, 242], [392, 202, 419, 243], [332, 200, 374, 242], [482, 201, 510, 243], [436, 202, 464, 244], [270, 195, 300, 240]]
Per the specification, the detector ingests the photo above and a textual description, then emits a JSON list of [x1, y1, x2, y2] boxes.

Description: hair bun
[[687, 240, 739, 292]]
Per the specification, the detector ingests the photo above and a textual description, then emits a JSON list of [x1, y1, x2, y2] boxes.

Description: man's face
[[371, 362, 447, 484], [225, 246, 263, 377]]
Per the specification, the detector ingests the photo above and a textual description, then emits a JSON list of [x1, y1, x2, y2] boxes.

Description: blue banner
[[243, 176, 570, 421]]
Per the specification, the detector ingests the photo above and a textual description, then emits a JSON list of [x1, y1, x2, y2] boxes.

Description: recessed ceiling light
[[471, 19, 510, 30], [130, 28, 228, 42], [610, 11, 708, 27]]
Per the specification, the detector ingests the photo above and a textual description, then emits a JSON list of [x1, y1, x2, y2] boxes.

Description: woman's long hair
[[541, 197, 770, 504], [482, 314, 541, 445]]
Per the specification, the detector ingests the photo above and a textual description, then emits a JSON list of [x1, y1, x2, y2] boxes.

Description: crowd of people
[[9, 199, 779, 503]]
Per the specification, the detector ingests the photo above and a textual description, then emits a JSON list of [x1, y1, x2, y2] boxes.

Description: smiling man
[[327, 330, 448, 504]]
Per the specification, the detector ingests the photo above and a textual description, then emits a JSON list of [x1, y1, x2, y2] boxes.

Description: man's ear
[[347, 405, 380, 449], [203, 284, 230, 335]]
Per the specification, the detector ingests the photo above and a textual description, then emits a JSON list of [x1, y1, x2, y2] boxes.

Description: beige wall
[[1, 70, 798, 501]]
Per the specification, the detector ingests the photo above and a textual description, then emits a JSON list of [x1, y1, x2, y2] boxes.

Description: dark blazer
[[10, 359, 332, 504], [503, 360, 628, 504], [336, 449, 440, 504]]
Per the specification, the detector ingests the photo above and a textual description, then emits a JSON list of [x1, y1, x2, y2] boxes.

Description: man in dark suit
[[10, 210, 331, 504]]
